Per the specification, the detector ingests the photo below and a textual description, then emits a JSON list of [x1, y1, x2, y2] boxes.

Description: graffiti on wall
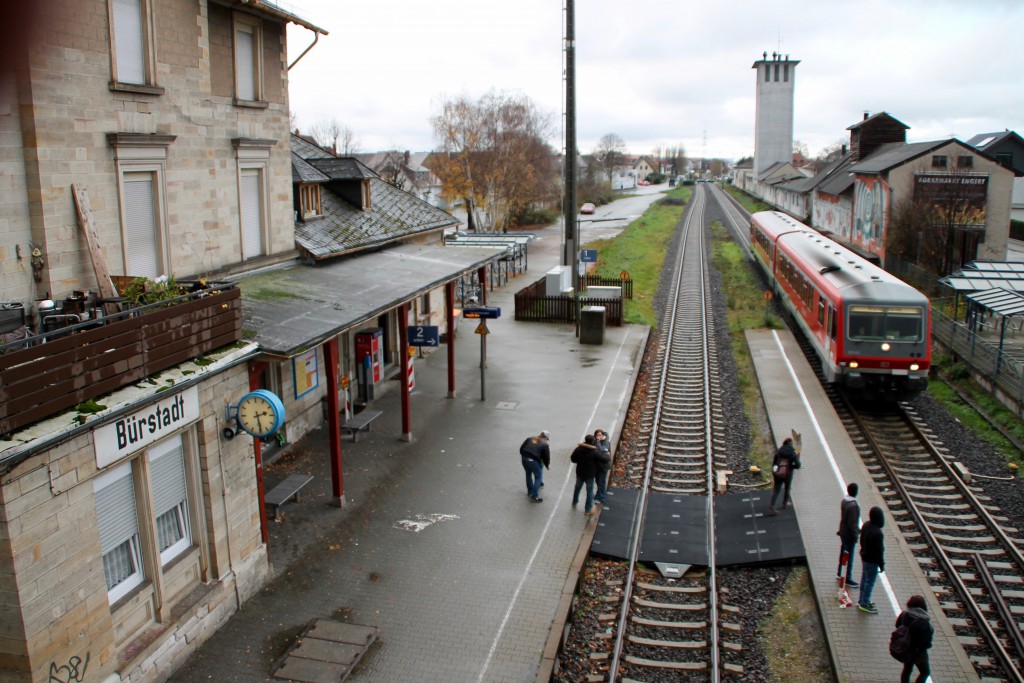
[[854, 177, 887, 250], [48, 652, 89, 683]]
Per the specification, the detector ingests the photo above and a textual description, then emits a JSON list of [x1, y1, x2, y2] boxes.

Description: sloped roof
[[308, 157, 378, 180], [295, 177, 457, 259], [847, 140, 949, 174], [847, 112, 909, 131], [291, 134, 335, 160], [292, 153, 330, 183], [228, 0, 328, 34], [966, 131, 1021, 150], [812, 153, 856, 196]]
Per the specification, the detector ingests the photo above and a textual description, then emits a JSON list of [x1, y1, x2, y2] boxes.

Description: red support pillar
[[398, 303, 412, 441], [325, 337, 345, 507], [446, 281, 456, 398], [478, 265, 488, 304], [248, 363, 269, 546]]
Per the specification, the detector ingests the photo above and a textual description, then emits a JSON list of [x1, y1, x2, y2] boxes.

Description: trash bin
[[580, 305, 606, 345]]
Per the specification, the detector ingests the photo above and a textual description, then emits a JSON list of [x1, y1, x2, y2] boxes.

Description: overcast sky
[[284, 0, 1024, 162]]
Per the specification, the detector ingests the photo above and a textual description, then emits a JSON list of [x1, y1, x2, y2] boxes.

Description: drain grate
[[495, 401, 518, 410]]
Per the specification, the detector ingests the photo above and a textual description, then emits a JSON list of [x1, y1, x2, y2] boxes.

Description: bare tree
[[309, 118, 361, 156], [430, 90, 556, 232], [664, 144, 686, 177], [376, 149, 409, 190], [593, 133, 627, 185]]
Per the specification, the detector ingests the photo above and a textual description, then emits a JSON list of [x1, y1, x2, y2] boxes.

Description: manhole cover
[[273, 619, 378, 682], [495, 401, 518, 410]]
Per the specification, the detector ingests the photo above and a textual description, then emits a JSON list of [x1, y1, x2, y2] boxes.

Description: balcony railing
[[0, 285, 242, 435]]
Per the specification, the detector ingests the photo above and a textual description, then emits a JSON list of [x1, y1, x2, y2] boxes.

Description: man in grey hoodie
[[896, 595, 934, 683], [836, 482, 861, 587]]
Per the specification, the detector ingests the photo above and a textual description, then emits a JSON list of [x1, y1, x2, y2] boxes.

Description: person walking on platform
[[593, 429, 612, 505], [857, 506, 886, 614], [766, 437, 800, 516], [896, 595, 934, 683], [571, 435, 607, 515], [836, 482, 861, 587], [520, 431, 551, 503]]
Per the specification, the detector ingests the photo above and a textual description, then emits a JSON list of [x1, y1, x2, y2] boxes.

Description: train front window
[[848, 305, 923, 342]]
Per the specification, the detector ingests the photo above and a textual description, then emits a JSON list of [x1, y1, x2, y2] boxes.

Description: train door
[[825, 303, 837, 359]]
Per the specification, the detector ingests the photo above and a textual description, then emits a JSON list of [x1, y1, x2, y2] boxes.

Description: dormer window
[[299, 183, 322, 219]]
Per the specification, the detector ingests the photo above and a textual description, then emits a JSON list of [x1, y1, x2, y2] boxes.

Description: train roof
[[779, 230, 927, 303], [751, 211, 928, 305]]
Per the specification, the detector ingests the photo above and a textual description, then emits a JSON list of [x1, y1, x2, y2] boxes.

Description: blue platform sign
[[463, 306, 501, 319], [408, 325, 440, 347], [580, 249, 598, 263]]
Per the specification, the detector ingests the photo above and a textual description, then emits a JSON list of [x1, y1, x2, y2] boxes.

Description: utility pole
[[563, 0, 577, 276]]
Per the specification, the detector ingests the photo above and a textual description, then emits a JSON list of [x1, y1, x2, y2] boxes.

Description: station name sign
[[95, 386, 199, 468]]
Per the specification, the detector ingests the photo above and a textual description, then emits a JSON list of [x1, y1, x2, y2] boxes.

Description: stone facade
[[0, 0, 323, 680]]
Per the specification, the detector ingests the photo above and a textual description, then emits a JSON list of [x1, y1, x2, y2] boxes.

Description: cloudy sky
[[284, 0, 1024, 162]]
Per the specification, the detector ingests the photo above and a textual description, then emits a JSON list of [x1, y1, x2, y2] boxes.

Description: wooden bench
[[265, 474, 313, 520], [341, 410, 383, 442]]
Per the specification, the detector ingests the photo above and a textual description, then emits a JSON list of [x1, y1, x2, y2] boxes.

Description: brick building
[[0, 1, 326, 681]]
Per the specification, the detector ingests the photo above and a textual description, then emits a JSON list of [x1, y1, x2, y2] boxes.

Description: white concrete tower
[[752, 51, 799, 177]]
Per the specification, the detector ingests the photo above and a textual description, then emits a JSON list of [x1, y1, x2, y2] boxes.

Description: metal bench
[[265, 474, 313, 520], [341, 410, 383, 442]]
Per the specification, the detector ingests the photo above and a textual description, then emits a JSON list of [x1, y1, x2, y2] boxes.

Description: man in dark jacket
[[836, 482, 861, 587], [570, 435, 608, 515], [766, 437, 800, 515], [520, 431, 550, 503], [896, 594, 934, 683], [857, 506, 886, 614]]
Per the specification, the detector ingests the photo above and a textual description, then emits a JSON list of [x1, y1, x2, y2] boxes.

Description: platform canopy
[[966, 287, 1024, 318], [939, 261, 1024, 293]]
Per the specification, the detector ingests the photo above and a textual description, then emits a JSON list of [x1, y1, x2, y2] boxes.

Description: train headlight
[[910, 363, 919, 372], [849, 361, 859, 369], [881, 343, 891, 352]]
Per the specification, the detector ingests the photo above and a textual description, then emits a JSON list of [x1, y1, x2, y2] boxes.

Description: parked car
[[580, 202, 596, 214], [638, 180, 650, 186]]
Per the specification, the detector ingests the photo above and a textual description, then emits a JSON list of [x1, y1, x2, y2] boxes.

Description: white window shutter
[[113, 0, 145, 84], [235, 27, 255, 100], [241, 170, 263, 259], [124, 173, 162, 278]]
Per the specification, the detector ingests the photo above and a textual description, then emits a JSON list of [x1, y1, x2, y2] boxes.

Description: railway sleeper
[[633, 597, 705, 611], [628, 635, 705, 649], [632, 617, 705, 629], [623, 655, 706, 671], [931, 532, 999, 544], [915, 500, 971, 511], [636, 582, 705, 594]]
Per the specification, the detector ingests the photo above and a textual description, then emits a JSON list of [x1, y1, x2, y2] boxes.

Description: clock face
[[236, 390, 284, 438]]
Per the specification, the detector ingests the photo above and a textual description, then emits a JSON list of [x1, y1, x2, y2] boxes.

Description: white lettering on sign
[[94, 386, 199, 468]]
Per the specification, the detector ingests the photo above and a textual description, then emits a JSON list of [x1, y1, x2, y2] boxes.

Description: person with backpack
[[592, 428, 612, 505], [836, 482, 861, 587], [766, 437, 800, 516], [857, 506, 886, 614], [893, 595, 934, 682], [520, 431, 551, 503], [570, 435, 608, 515]]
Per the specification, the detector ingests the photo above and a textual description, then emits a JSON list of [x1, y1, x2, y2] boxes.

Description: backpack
[[772, 456, 790, 480], [889, 622, 913, 662]]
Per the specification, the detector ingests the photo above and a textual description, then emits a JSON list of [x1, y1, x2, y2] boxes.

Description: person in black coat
[[836, 482, 861, 587], [570, 435, 607, 515], [520, 431, 550, 502], [766, 437, 800, 515], [857, 506, 886, 614], [896, 595, 934, 683], [593, 428, 612, 504]]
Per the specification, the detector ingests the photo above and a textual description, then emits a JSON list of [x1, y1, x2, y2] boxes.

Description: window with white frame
[[123, 171, 164, 278], [109, 0, 157, 87], [299, 183, 322, 219], [149, 437, 191, 565], [109, 133, 174, 279], [240, 167, 265, 259], [233, 14, 263, 103], [95, 462, 145, 604], [93, 432, 197, 606]]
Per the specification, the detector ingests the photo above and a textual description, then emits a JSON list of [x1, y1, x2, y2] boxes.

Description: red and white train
[[750, 211, 930, 400]]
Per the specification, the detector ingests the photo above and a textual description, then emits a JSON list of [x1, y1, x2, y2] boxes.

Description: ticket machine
[[354, 328, 383, 401]]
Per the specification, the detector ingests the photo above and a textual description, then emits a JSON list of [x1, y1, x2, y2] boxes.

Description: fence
[[513, 277, 624, 325], [579, 274, 633, 299], [932, 310, 1024, 416]]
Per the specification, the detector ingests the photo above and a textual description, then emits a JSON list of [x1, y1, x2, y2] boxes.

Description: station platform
[[168, 222, 648, 683], [747, 328, 979, 683]]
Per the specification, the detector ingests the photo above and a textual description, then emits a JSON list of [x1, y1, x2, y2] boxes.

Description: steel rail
[[851, 407, 1024, 683], [607, 185, 718, 682]]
